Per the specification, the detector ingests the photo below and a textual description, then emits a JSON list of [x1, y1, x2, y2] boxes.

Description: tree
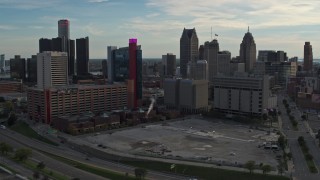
[[301, 115, 307, 121], [277, 164, 284, 175], [7, 112, 17, 126], [261, 164, 272, 174], [0, 142, 13, 155], [33, 171, 40, 179], [135, 168, 147, 180], [278, 135, 286, 150], [244, 160, 255, 174], [4, 101, 14, 112], [15, 148, 32, 161], [37, 162, 45, 170], [306, 153, 313, 160], [262, 114, 268, 121]]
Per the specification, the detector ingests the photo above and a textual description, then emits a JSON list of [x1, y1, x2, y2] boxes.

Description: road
[[0, 128, 189, 180], [278, 95, 320, 180]]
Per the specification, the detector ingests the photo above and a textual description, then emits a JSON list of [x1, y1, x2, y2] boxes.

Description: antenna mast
[[211, 26, 212, 40]]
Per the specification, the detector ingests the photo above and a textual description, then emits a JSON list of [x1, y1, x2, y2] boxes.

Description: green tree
[[278, 135, 286, 150], [4, 101, 14, 112], [14, 148, 32, 161], [7, 112, 17, 126], [244, 160, 256, 174], [37, 162, 45, 170], [135, 168, 147, 180], [0, 142, 13, 155], [261, 164, 272, 174], [277, 164, 284, 175], [262, 114, 268, 121], [33, 171, 40, 179]]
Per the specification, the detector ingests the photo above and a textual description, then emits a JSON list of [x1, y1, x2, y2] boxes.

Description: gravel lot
[[81, 118, 279, 167]]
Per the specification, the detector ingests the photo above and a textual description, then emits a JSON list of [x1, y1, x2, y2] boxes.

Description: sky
[[1, 0, 320, 59]]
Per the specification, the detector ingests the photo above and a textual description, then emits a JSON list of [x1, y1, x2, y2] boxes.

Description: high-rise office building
[[180, 28, 199, 78], [69, 39, 75, 75], [101, 60, 107, 78], [195, 60, 208, 80], [303, 42, 313, 72], [51, 37, 63, 52], [240, 27, 256, 72], [58, 19, 69, 52], [203, 39, 219, 82], [111, 39, 142, 108], [217, 51, 231, 76], [37, 52, 68, 89], [27, 55, 37, 83], [107, 46, 117, 83], [199, 45, 204, 60], [0, 54, 4, 73], [39, 38, 52, 53], [162, 53, 176, 77], [10, 55, 26, 81], [76, 37, 89, 75]]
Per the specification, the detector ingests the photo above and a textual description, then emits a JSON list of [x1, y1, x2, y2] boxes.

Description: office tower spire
[[303, 42, 313, 72], [180, 28, 199, 78], [240, 28, 256, 72]]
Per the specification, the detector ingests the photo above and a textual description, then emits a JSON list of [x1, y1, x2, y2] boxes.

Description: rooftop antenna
[[248, 26, 249, 32], [211, 26, 212, 40]]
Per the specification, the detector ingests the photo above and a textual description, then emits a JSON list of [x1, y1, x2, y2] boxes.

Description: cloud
[[88, 0, 109, 3], [146, 13, 160, 18], [83, 24, 105, 36], [0, 25, 17, 30], [146, 0, 320, 29], [0, 0, 61, 9]]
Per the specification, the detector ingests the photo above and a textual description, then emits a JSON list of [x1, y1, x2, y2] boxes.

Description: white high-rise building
[[37, 51, 68, 89]]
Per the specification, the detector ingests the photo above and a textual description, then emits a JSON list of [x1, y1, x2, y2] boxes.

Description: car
[[0, 125, 6, 129]]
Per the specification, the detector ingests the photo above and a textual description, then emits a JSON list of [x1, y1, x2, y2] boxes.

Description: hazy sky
[[1, 0, 320, 59]]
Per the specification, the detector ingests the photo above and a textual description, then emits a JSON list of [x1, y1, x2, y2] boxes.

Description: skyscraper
[[58, 19, 69, 52], [240, 27, 256, 73], [37, 52, 68, 89], [76, 37, 89, 75], [303, 42, 313, 72], [203, 39, 219, 82], [195, 60, 208, 80], [69, 39, 75, 75], [111, 39, 142, 108], [107, 46, 117, 83], [39, 38, 52, 53], [162, 53, 176, 77], [0, 54, 4, 73], [58, 19, 75, 76], [27, 55, 37, 83], [180, 28, 199, 78], [51, 37, 63, 52], [10, 55, 26, 81]]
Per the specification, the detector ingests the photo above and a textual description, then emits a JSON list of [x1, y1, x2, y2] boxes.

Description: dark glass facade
[[10, 55, 26, 81], [27, 55, 37, 83], [76, 37, 89, 75]]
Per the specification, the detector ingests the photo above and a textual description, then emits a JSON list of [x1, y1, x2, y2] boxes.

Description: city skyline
[[1, 0, 320, 59]]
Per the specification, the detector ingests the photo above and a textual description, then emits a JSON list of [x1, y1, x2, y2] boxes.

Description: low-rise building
[[27, 83, 127, 124]]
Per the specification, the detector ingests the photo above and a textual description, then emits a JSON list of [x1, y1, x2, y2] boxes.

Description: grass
[[0, 162, 17, 174], [21, 160, 70, 180], [10, 122, 58, 146], [298, 143, 318, 173], [43, 152, 136, 180], [119, 159, 289, 180]]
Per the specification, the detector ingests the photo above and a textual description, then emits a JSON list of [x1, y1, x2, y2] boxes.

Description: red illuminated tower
[[129, 38, 138, 108]]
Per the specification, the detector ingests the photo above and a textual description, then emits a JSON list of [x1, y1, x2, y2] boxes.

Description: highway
[[278, 94, 320, 180], [0, 128, 189, 180]]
